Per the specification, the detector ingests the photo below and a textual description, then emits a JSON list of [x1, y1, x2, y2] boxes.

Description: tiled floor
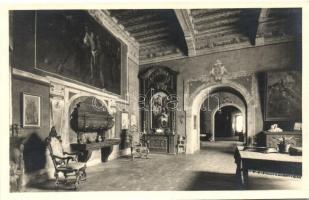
[[26, 141, 302, 191]]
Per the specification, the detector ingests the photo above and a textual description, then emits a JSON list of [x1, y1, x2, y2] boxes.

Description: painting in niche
[[35, 10, 121, 94], [23, 93, 41, 127], [265, 71, 302, 121], [151, 92, 170, 130]]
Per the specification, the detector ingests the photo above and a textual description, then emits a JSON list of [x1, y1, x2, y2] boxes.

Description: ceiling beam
[[119, 14, 160, 26], [137, 32, 170, 43], [125, 20, 166, 33], [195, 17, 240, 32], [256, 9, 270, 36], [193, 10, 242, 25], [190, 9, 221, 18], [174, 9, 196, 56], [131, 26, 169, 37], [254, 8, 271, 45], [139, 38, 171, 47]]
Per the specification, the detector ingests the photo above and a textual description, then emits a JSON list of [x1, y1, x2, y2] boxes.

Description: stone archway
[[184, 80, 254, 154]]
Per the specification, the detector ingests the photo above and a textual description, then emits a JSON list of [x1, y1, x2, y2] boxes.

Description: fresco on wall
[[265, 71, 302, 121], [12, 10, 122, 94]]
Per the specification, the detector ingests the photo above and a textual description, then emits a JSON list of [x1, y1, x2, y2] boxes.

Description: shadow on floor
[[186, 171, 240, 190], [27, 179, 85, 191], [187, 171, 301, 190]]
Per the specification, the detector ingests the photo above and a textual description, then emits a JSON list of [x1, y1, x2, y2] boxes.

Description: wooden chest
[[262, 131, 302, 148]]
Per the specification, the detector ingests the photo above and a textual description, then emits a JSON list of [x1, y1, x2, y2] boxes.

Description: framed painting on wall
[[265, 71, 302, 121], [12, 10, 123, 95], [23, 93, 41, 127]]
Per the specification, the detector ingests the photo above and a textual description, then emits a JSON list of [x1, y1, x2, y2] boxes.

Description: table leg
[[78, 150, 92, 162], [101, 146, 114, 162], [236, 161, 244, 188], [235, 150, 245, 188], [243, 168, 249, 188]]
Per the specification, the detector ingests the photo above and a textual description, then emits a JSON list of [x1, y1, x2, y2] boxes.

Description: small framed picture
[[121, 112, 129, 130], [23, 93, 41, 128]]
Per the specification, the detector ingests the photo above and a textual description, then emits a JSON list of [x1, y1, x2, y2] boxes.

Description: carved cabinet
[[144, 134, 177, 154]]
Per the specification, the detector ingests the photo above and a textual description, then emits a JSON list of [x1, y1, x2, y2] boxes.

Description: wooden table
[[234, 146, 302, 188], [70, 139, 121, 162]]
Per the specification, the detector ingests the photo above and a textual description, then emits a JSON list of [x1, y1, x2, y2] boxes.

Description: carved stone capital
[[50, 82, 65, 99]]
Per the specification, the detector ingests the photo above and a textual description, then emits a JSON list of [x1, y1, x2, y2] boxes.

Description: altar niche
[[139, 66, 178, 154]]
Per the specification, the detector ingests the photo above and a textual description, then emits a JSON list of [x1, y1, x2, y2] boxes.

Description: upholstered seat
[[58, 162, 86, 170]]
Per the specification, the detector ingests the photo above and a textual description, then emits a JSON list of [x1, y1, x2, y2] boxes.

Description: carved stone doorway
[[185, 80, 254, 154]]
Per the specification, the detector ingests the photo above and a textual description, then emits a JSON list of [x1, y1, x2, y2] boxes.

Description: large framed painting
[[265, 71, 302, 121], [23, 93, 41, 127], [12, 10, 122, 95]]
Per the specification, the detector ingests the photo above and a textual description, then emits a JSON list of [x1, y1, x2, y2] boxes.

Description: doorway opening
[[214, 106, 244, 141], [199, 87, 247, 146]]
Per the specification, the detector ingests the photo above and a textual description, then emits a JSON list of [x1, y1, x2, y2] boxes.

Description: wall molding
[[12, 68, 128, 104], [141, 38, 295, 65]]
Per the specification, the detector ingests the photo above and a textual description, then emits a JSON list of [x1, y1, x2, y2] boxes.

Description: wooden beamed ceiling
[[105, 8, 301, 64]]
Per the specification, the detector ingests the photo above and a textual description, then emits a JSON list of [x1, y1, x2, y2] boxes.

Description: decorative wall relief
[[50, 98, 65, 134], [121, 112, 129, 130], [130, 114, 137, 132], [210, 60, 228, 81], [50, 83, 65, 134], [265, 70, 302, 121]]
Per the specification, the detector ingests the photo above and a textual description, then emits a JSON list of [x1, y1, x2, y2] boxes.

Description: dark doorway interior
[[214, 106, 242, 141]]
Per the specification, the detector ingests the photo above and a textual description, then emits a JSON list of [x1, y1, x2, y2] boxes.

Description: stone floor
[[26, 141, 302, 191]]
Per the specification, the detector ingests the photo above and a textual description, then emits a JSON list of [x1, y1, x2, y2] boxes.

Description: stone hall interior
[[8, 9, 303, 192]]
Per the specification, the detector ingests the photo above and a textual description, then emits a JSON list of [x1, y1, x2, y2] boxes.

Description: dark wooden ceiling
[[106, 9, 301, 64], [108, 9, 187, 61]]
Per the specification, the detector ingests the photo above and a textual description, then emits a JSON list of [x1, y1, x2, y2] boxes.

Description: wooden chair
[[130, 132, 149, 160], [46, 127, 86, 190]]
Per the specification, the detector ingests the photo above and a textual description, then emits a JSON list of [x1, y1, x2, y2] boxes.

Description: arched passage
[[213, 105, 245, 141], [184, 80, 254, 154]]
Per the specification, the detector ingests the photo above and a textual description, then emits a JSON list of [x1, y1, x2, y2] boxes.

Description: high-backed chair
[[46, 127, 86, 190], [130, 132, 149, 160], [177, 135, 186, 154]]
